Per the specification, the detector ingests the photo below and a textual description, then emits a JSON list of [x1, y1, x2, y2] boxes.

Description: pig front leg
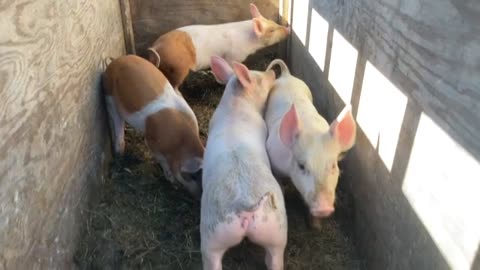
[[154, 154, 201, 199], [309, 216, 323, 231], [174, 172, 202, 200], [105, 96, 125, 154], [154, 154, 176, 184]]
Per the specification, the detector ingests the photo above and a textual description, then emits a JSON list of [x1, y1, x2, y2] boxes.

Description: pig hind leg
[[246, 210, 287, 270], [264, 244, 286, 270], [201, 215, 249, 270], [159, 63, 191, 91], [105, 96, 125, 154], [201, 248, 225, 270], [170, 67, 190, 91]]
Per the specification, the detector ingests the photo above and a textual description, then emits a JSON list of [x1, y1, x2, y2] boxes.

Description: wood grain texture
[[311, 0, 480, 160], [0, 0, 125, 268], [128, 0, 280, 55], [288, 0, 480, 269]]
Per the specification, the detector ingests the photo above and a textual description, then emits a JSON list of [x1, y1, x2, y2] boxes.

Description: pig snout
[[310, 195, 335, 218], [284, 26, 291, 35]]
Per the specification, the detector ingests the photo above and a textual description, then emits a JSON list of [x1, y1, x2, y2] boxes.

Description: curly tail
[[147, 48, 161, 68], [266, 58, 290, 77], [103, 57, 115, 70]]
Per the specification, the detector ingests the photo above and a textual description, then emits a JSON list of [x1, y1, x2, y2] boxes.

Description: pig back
[[202, 148, 285, 225], [104, 55, 170, 113]]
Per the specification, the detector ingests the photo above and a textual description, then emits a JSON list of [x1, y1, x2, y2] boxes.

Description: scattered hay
[[74, 52, 364, 270]]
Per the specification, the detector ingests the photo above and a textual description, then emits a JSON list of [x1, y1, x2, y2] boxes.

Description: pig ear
[[232, 62, 254, 90], [249, 3, 263, 18], [211, 56, 233, 84], [252, 19, 264, 37], [330, 104, 356, 151], [280, 104, 300, 147]]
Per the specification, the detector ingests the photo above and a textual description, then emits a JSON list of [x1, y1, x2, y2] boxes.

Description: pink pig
[[200, 56, 287, 270], [265, 59, 357, 220]]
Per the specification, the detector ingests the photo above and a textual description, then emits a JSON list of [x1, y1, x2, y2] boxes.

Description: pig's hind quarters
[[148, 31, 197, 90], [201, 192, 287, 270], [243, 192, 287, 249]]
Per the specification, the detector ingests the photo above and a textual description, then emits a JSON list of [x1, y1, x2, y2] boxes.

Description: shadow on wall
[[282, 0, 480, 269], [472, 247, 480, 270]]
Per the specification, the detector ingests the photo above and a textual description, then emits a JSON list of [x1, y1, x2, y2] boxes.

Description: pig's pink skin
[[203, 195, 286, 270], [181, 3, 290, 71], [201, 56, 287, 270], [265, 59, 357, 219], [147, 2, 290, 90]]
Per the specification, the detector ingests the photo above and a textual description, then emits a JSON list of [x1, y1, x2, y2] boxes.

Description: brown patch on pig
[[149, 30, 197, 89], [145, 108, 204, 175], [103, 55, 168, 113]]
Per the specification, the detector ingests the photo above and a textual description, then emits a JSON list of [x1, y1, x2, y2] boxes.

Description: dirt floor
[[74, 52, 364, 270]]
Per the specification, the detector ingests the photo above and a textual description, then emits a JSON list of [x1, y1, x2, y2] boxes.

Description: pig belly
[[123, 93, 194, 133], [123, 99, 169, 132]]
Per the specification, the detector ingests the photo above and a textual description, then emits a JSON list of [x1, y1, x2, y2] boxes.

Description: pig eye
[[297, 162, 308, 174], [330, 162, 340, 175]]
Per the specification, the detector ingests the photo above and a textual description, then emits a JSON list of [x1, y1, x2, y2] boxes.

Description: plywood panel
[[0, 0, 125, 268], [128, 0, 280, 55]]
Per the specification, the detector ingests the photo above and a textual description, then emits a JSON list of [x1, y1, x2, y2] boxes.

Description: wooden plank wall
[[286, 0, 480, 269], [0, 1, 125, 268], [128, 0, 281, 56]]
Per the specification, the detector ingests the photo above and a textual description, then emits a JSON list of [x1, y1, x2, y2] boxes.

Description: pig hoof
[[163, 173, 176, 184], [187, 183, 202, 201], [309, 217, 322, 231], [113, 144, 125, 156]]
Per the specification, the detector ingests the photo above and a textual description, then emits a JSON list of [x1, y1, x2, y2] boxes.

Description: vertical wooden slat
[[282, 0, 292, 63], [119, 0, 136, 54]]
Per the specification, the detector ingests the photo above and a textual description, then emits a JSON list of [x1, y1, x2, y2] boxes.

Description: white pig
[[200, 56, 287, 270], [146, 3, 290, 90], [265, 59, 357, 220], [102, 55, 204, 198]]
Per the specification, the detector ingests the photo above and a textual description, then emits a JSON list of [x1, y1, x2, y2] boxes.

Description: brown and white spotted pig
[[102, 55, 204, 198], [146, 3, 290, 90]]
